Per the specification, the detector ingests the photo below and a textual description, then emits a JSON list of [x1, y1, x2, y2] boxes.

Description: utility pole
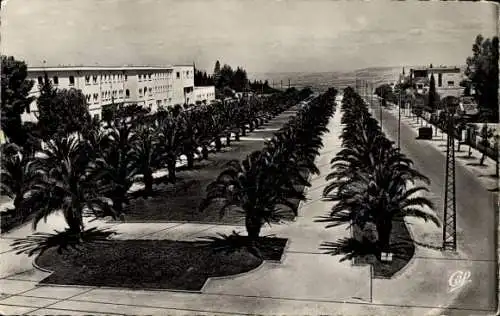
[[398, 90, 402, 151], [288, 79, 290, 89], [442, 97, 458, 252]]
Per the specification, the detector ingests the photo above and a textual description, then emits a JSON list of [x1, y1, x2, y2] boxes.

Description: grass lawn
[[123, 108, 301, 224], [35, 237, 288, 291], [353, 218, 415, 279]]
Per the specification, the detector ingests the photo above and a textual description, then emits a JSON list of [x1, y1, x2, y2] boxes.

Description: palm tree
[[129, 122, 165, 196], [200, 150, 305, 241], [93, 118, 137, 216], [0, 143, 40, 219], [156, 114, 183, 183], [10, 136, 117, 257]]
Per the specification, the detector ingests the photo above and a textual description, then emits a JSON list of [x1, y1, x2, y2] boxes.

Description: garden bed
[[123, 108, 300, 224], [353, 217, 415, 279], [35, 237, 288, 291]]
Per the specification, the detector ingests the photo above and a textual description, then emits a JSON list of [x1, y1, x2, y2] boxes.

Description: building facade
[[194, 86, 216, 104], [409, 66, 465, 98], [23, 65, 196, 122]]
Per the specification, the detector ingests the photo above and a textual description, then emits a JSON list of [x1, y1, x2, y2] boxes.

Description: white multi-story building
[[409, 66, 465, 98], [23, 65, 196, 121], [194, 86, 216, 104]]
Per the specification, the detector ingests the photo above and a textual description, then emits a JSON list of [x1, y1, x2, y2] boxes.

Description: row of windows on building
[[138, 72, 177, 81], [83, 85, 175, 103], [36, 70, 192, 87], [138, 85, 172, 96], [196, 92, 215, 98], [84, 89, 131, 103]]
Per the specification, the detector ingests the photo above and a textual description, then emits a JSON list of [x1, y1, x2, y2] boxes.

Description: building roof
[[27, 65, 193, 73], [410, 66, 461, 74]]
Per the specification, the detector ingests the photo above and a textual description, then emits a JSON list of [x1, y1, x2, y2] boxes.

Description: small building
[[194, 86, 216, 104], [409, 66, 465, 98]]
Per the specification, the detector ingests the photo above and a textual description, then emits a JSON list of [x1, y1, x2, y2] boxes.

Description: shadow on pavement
[[320, 219, 415, 279]]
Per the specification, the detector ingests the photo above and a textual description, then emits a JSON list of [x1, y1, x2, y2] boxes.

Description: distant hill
[[249, 65, 466, 93], [249, 67, 402, 92]]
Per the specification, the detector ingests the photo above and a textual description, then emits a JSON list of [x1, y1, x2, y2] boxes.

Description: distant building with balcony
[[409, 65, 465, 98], [23, 65, 195, 122], [194, 86, 216, 104]]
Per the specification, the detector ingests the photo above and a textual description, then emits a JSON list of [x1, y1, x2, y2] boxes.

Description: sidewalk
[[0, 99, 491, 315]]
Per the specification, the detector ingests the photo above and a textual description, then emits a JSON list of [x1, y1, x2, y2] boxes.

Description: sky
[[1, 0, 498, 74]]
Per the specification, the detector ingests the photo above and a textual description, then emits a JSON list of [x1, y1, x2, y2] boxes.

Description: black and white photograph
[[0, 0, 499, 315]]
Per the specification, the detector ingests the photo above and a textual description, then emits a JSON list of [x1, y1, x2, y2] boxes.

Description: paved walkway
[[0, 96, 490, 315]]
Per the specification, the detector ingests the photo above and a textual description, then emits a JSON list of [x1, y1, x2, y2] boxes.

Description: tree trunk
[[226, 133, 231, 146], [496, 160, 499, 178], [215, 137, 222, 152], [112, 194, 124, 217], [187, 152, 194, 168], [202, 145, 209, 160], [144, 170, 154, 197], [235, 131, 240, 141], [13, 195, 26, 219], [480, 152, 486, 166], [168, 161, 177, 183], [468, 145, 473, 157], [241, 127, 246, 137], [457, 141, 461, 152], [245, 215, 261, 241], [376, 218, 392, 254]]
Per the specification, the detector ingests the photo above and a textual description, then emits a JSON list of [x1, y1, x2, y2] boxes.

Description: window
[[86, 94, 91, 103], [93, 93, 98, 102], [438, 73, 442, 87], [124, 74, 128, 81], [94, 114, 100, 121], [139, 88, 142, 96], [69, 76, 75, 85], [176, 72, 180, 79], [125, 89, 130, 98], [93, 76, 98, 84], [102, 91, 105, 99], [85, 76, 90, 84], [138, 74, 142, 81], [53, 76, 59, 85], [37, 76, 43, 85], [149, 87, 152, 94], [447, 81, 455, 87], [113, 74, 116, 81], [148, 74, 152, 80]]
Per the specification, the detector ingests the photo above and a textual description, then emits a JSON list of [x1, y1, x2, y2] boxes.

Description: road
[[369, 98, 497, 313]]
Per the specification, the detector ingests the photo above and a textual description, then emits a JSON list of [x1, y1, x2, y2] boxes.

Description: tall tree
[[213, 60, 221, 83], [428, 73, 438, 111], [218, 64, 234, 90], [1, 56, 35, 145], [465, 34, 499, 122], [36, 75, 91, 140]]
